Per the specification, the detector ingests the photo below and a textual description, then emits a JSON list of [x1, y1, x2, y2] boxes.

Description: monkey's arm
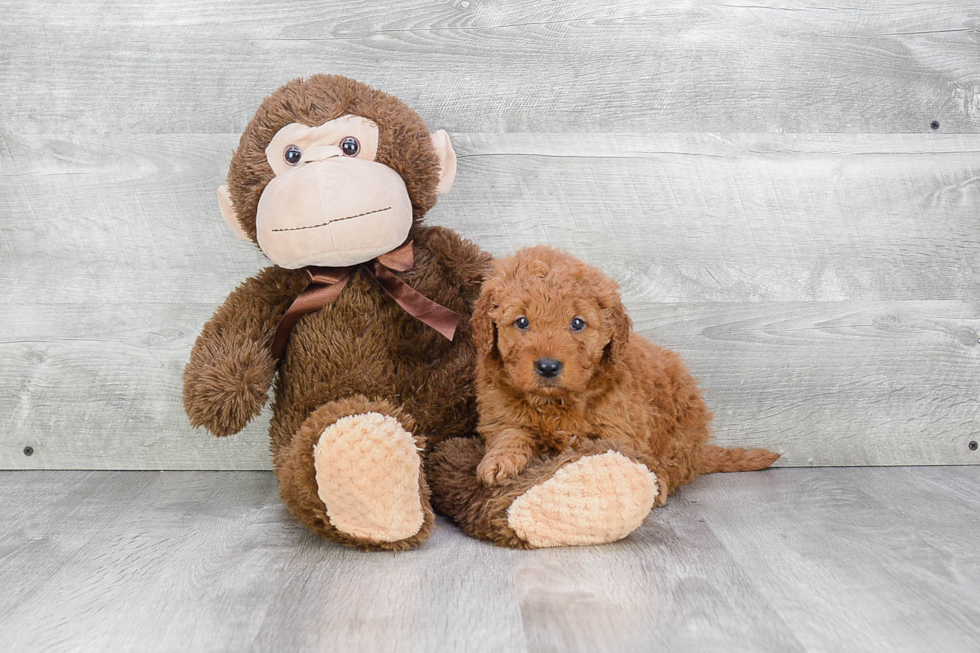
[[416, 225, 493, 306], [183, 266, 308, 437]]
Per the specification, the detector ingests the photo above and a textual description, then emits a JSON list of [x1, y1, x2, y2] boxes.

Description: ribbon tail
[[271, 275, 351, 359]]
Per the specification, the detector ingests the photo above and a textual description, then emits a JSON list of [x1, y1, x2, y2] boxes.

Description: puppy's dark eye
[[340, 136, 360, 157], [514, 316, 530, 331], [570, 317, 587, 331], [284, 145, 302, 166]]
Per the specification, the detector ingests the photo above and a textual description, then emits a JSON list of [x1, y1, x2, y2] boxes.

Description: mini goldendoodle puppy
[[475, 246, 777, 499], [427, 246, 779, 548]]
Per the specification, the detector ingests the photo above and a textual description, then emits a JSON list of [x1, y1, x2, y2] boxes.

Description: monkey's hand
[[183, 334, 277, 437]]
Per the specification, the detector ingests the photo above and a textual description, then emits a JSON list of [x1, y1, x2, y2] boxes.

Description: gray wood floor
[[2, 468, 978, 652]]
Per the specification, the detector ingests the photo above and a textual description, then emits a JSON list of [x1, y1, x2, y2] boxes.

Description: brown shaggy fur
[[428, 435, 657, 549], [428, 247, 778, 547], [183, 75, 491, 551]]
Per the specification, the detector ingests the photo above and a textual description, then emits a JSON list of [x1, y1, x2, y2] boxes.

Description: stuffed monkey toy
[[184, 75, 661, 551]]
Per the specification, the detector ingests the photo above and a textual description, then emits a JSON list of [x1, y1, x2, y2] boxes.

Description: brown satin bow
[[270, 240, 460, 359]]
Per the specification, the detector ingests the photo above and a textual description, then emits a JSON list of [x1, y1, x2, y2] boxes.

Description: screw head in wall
[[23, 446, 34, 456], [970, 441, 978, 451], [930, 121, 940, 130]]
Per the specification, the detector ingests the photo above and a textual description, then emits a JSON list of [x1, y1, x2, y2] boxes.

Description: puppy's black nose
[[535, 358, 563, 378]]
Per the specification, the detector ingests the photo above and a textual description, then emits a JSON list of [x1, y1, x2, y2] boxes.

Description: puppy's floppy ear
[[471, 276, 503, 370], [601, 290, 632, 366], [577, 259, 632, 366]]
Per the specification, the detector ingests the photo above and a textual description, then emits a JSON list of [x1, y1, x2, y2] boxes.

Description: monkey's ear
[[217, 185, 250, 241], [430, 130, 457, 195]]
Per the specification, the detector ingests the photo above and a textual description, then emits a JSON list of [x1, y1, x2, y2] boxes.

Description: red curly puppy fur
[[473, 246, 778, 500]]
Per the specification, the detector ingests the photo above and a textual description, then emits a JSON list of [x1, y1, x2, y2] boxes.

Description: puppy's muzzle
[[534, 358, 563, 379]]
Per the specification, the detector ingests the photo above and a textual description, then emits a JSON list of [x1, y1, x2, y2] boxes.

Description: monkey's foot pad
[[313, 412, 424, 543], [507, 451, 658, 548]]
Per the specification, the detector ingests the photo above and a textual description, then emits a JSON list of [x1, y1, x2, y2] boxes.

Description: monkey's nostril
[[535, 358, 563, 378]]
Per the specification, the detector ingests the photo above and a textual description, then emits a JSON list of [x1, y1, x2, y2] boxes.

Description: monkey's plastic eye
[[570, 317, 587, 332], [284, 145, 302, 166], [340, 136, 360, 157], [515, 316, 530, 331]]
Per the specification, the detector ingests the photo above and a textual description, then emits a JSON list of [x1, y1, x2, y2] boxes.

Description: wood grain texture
[[1, 299, 976, 469], [1, 0, 978, 134], [2, 468, 979, 652], [2, 0, 979, 469], [697, 467, 980, 651], [1, 132, 978, 469], [451, 133, 980, 303], [639, 300, 980, 466], [3, 132, 978, 305]]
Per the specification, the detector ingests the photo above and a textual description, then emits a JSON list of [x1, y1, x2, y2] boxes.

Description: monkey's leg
[[274, 396, 433, 551], [427, 438, 665, 549]]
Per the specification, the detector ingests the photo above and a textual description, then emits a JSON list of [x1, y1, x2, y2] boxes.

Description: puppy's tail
[[699, 445, 779, 474]]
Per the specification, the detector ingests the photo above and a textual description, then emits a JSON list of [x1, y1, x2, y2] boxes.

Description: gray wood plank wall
[[1, 0, 978, 469]]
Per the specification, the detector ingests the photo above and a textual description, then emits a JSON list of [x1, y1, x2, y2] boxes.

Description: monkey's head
[[218, 75, 457, 268]]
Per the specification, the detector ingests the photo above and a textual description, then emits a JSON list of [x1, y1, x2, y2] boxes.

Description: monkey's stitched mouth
[[271, 206, 391, 232]]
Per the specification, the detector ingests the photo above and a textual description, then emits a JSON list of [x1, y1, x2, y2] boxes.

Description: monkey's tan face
[[253, 115, 412, 268], [218, 108, 456, 268]]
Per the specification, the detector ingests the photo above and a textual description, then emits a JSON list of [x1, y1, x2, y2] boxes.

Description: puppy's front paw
[[477, 452, 530, 486]]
